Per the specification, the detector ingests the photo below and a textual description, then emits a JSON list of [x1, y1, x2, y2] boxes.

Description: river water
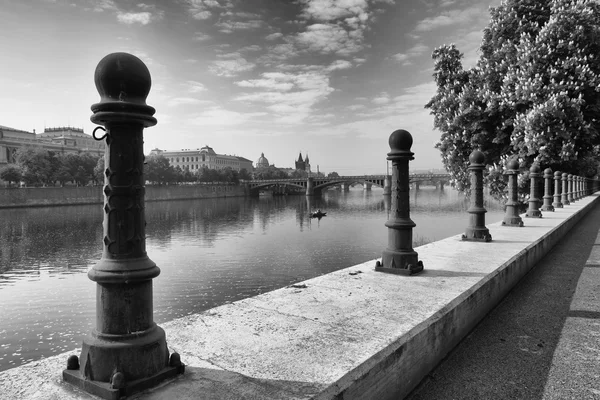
[[0, 187, 504, 372]]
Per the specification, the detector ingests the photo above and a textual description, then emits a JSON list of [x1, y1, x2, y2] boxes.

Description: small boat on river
[[310, 210, 327, 218]]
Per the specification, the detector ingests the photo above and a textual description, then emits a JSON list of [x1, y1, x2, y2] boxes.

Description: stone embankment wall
[[0, 184, 245, 208]]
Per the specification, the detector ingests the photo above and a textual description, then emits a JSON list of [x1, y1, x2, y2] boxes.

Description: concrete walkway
[[407, 202, 600, 400]]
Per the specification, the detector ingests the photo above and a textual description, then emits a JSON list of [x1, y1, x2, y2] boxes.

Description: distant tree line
[[144, 154, 252, 185], [0, 147, 102, 187], [1, 151, 334, 188]]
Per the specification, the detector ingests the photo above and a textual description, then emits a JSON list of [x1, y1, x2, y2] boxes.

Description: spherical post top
[[469, 150, 485, 166], [506, 158, 519, 171], [387, 129, 414, 159], [563, 172, 569, 178], [554, 170, 562, 178], [530, 163, 541, 175], [544, 168, 553, 177], [94, 52, 151, 106]]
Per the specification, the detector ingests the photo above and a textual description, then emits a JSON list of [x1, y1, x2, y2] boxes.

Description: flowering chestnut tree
[[426, 0, 600, 195]]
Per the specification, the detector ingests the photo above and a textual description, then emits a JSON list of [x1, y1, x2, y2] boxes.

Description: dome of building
[[256, 152, 269, 168]]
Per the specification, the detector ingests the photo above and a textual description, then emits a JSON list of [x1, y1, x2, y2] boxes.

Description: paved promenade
[[407, 202, 600, 400]]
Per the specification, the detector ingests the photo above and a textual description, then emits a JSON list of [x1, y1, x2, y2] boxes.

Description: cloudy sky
[[1, 0, 501, 175]]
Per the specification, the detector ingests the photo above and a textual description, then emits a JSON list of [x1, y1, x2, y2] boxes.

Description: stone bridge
[[241, 173, 451, 196]]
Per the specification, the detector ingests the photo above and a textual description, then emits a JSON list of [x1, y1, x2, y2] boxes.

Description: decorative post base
[[462, 227, 492, 242], [541, 204, 554, 212], [63, 354, 183, 400], [525, 209, 543, 218], [375, 253, 423, 276], [502, 217, 524, 227]]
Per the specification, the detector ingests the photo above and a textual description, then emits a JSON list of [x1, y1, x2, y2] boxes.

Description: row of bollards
[[61, 53, 596, 398], [375, 128, 597, 276]]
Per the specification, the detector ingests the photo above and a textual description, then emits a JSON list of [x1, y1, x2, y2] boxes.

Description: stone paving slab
[[1, 194, 597, 400]]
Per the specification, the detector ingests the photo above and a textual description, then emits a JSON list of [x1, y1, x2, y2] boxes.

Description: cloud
[[167, 97, 209, 107], [326, 59, 353, 71], [393, 43, 429, 65], [295, 23, 364, 55], [414, 6, 483, 32], [190, 107, 267, 126], [298, 0, 369, 21], [216, 19, 263, 33], [233, 70, 335, 124], [209, 56, 256, 77], [117, 11, 152, 25], [193, 32, 211, 41], [186, 0, 228, 20], [265, 32, 283, 40], [186, 81, 207, 93], [372, 92, 391, 105]]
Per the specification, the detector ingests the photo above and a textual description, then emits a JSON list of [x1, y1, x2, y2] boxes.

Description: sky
[[1, 0, 502, 175]]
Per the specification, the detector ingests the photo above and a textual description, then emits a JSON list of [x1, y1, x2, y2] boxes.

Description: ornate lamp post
[[462, 150, 492, 242], [63, 53, 184, 400], [375, 129, 423, 275]]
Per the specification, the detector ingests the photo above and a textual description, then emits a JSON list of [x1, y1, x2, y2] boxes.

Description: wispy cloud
[[414, 6, 484, 32], [393, 43, 429, 65], [209, 54, 256, 77]]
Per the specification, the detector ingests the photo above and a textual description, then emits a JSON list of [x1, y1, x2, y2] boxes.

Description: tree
[[145, 154, 176, 185], [94, 156, 105, 185], [238, 168, 252, 181], [15, 147, 51, 186], [0, 165, 23, 186], [426, 0, 600, 196], [327, 171, 340, 178]]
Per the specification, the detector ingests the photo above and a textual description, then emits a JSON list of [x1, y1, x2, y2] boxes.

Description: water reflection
[[0, 187, 504, 372]]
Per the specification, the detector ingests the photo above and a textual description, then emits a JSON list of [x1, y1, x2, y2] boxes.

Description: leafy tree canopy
[[426, 0, 600, 196]]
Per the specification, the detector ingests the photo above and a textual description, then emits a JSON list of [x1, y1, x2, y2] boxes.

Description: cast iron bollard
[[578, 176, 583, 199], [526, 163, 542, 218], [562, 172, 570, 205], [62, 53, 184, 400], [541, 168, 554, 211], [461, 150, 492, 242], [573, 176, 579, 201], [568, 174, 575, 203], [553, 171, 563, 208], [502, 158, 523, 227], [375, 129, 423, 275]]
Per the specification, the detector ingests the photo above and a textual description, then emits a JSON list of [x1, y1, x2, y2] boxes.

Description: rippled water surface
[[0, 187, 504, 371]]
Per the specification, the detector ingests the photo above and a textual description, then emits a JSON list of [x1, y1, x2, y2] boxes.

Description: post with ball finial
[[553, 171, 563, 209], [462, 150, 492, 242], [561, 173, 570, 206], [541, 168, 554, 212], [62, 53, 184, 400], [525, 164, 542, 218], [568, 174, 575, 203], [502, 158, 523, 227], [375, 129, 423, 275]]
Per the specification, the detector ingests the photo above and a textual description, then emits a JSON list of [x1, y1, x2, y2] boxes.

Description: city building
[[149, 145, 253, 172], [255, 152, 270, 169], [0, 125, 104, 165], [295, 152, 310, 173]]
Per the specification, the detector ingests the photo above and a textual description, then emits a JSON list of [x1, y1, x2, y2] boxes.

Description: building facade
[[255, 153, 270, 169], [149, 145, 253, 173], [295, 152, 310, 173], [0, 125, 104, 165]]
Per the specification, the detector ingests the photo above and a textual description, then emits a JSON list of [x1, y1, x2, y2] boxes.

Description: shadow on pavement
[[407, 202, 600, 400]]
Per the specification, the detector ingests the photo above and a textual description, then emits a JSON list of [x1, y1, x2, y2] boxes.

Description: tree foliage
[[0, 165, 23, 186], [426, 0, 600, 196]]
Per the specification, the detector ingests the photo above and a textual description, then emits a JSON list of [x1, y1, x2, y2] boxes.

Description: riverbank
[[1, 192, 596, 399], [0, 184, 245, 208]]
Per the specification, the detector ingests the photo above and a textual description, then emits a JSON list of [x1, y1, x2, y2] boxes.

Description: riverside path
[[407, 201, 600, 400]]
